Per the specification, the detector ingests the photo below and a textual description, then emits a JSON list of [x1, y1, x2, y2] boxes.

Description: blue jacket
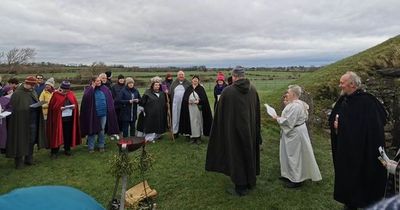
[[117, 86, 141, 122]]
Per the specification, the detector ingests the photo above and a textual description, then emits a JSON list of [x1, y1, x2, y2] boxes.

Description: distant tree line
[[0, 48, 321, 74]]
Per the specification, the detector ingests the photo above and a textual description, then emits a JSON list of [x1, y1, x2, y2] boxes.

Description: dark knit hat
[[24, 76, 38, 86], [60, 81, 71, 90], [105, 71, 112, 78], [232, 66, 245, 76], [117, 74, 124, 80]]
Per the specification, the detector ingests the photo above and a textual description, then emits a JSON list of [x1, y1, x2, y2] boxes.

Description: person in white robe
[[273, 85, 322, 188], [169, 71, 191, 138]]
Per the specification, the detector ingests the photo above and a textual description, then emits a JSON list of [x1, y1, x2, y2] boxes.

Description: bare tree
[[0, 51, 4, 64], [90, 61, 107, 76], [6, 48, 36, 65]]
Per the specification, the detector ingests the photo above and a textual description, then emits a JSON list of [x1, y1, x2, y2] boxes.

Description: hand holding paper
[[61, 104, 75, 110], [264, 104, 277, 118]]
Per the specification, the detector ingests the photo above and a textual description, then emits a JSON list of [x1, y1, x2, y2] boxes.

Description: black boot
[[285, 181, 302, 188]]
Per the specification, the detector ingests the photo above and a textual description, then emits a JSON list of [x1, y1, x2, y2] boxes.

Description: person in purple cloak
[[80, 76, 119, 153]]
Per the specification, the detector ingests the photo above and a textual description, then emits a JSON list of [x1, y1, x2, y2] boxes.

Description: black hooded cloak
[[205, 78, 261, 188], [329, 89, 387, 208]]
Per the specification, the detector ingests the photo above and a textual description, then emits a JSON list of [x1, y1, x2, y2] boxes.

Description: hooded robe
[[277, 99, 322, 183], [0, 95, 11, 149], [47, 90, 81, 149], [329, 89, 387, 208], [205, 78, 261, 188], [6, 85, 47, 158]]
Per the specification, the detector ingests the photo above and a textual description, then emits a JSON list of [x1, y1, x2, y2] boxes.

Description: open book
[[264, 104, 277, 118]]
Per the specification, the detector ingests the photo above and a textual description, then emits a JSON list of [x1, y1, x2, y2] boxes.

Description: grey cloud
[[0, 0, 399, 67]]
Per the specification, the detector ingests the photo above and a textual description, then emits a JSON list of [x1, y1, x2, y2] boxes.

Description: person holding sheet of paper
[[0, 85, 13, 152], [273, 85, 321, 188], [39, 78, 55, 120], [47, 81, 81, 157], [7, 76, 47, 169]]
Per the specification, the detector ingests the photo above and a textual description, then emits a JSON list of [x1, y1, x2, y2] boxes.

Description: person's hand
[[129, 99, 134, 104], [61, 106, 65, 111], [133, 99, 139, 103], [272, 115, 279, 120], [334, 114, 339, 129], [164, 89, 169, 94], [194, 100, 199, 104]]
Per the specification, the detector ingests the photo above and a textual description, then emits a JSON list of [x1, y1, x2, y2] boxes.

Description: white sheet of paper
[[264, 104, 277, 118], [0, 111, 12, 119], [62, 109, 73, 117]]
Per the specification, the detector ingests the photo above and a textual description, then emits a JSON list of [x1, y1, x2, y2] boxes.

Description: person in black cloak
[[137, 76, 168, 142], [205, 66, 261, 196], [329, 71, 387, 209], [179, 75, 213, 144]]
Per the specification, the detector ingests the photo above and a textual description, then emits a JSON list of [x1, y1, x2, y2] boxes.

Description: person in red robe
[[47, 81, 81, 157]]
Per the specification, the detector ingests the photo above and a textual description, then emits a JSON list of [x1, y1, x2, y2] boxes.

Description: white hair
[[288, 85, 302, 98], [345, 71, 362, 88], [98, 73, 107, 78]]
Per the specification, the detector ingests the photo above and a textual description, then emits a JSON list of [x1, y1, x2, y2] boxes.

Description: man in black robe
[[205, 66, 261, 196], [329, 71, 387, 209]]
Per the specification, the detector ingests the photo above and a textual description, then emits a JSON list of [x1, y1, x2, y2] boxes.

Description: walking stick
[[165, 93, 175, 141]]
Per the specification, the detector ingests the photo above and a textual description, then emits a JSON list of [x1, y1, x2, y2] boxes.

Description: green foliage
[[109, 153, 136, 178], [133, 149, 154, 173]]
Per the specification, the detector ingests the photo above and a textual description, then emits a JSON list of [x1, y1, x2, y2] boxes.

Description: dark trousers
[[122, 121, 135, 138], [115, 108, 123, 132], [51, 121, 72, 154]]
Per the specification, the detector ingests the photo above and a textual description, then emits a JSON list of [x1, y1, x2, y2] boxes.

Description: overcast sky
[[0, 0, 399, 67]]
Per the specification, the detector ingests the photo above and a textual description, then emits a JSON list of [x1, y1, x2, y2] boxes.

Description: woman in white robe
[[274, 85, 322, 188]]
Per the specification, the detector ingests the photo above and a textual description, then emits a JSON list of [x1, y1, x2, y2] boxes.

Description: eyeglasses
[[37, 77, 43, 80]]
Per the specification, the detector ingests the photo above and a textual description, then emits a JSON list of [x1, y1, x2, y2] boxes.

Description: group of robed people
[[0, 68, 396, 209]]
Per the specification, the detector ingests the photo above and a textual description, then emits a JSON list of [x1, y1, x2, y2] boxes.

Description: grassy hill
[[297, 35, 400, 117]]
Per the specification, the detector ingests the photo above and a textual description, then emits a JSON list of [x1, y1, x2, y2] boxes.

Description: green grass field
[[0, 71, 342, 209]]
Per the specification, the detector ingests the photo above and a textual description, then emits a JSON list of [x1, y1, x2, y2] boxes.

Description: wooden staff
[[165, 92, 174, 141]]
